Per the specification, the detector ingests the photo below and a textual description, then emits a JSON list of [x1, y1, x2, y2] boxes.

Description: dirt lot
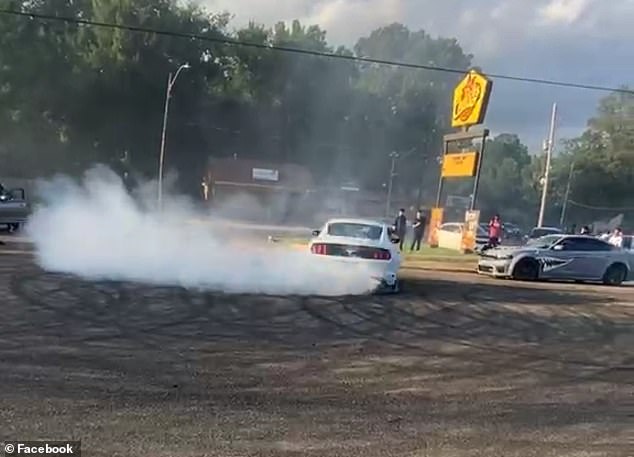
[[0, 253, 633, 457]]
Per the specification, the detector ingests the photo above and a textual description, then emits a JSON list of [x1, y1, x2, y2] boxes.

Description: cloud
[[201, 0, 634, 146], [537, 0, 593, 25]]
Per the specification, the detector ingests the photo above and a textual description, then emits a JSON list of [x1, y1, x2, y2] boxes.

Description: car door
[[438, 223, 461, 249], [577, 238, 620, 280], [547, 237, 611, 280], [0, 191, 28, 222], [537, 238, 577, 279]]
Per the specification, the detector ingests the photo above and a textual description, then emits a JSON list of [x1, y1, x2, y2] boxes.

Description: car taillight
[[311, 243, 328, 255], [372, 248, 391, 260]]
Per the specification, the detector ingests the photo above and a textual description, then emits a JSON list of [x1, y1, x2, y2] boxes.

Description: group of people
[[574, 224, 625, 248], [601, 227, 625, 248], [393, 208, 427, 251], [392, 208, 628, 251], [392, 209, 504, 252]]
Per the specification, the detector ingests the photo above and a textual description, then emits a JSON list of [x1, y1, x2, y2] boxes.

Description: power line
[[1, 8, 633, 95], [568, 200, 634, 211]]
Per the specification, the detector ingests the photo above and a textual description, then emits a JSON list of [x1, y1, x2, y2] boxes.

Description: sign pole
[[469, 129, 489, 211], [434, 138, 448, 208]]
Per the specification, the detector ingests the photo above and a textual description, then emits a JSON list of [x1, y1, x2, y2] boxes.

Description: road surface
[[0, 253, 632, 456]]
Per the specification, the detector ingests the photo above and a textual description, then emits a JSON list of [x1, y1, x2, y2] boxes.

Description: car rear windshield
[[327, 223, 383, 240]]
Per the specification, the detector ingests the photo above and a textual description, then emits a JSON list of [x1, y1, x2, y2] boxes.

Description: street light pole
[[385, 151, 399, 217], [537, 102, 557, 228], [158, 63, 190, 208]]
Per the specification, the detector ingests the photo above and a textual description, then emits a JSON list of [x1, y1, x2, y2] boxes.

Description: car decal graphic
[[538, 256, 573, 273]]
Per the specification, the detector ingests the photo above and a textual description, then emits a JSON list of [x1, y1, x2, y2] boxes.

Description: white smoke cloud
[[26, 166, 379, 296]]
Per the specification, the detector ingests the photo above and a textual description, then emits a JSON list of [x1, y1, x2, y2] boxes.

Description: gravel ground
[[0, 254, 633, 457]]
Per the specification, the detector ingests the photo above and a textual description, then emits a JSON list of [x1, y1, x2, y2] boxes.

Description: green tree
[[549, 89, 634, 228], [477, 134, 536, 225], [350, 23, 472, 199]]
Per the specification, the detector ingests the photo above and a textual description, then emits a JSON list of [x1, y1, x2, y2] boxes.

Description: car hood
[[480, 245, 539, 259]]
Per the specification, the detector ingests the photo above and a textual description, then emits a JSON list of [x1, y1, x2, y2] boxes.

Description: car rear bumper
[[313, 255, 399, 285], [0, 217, 28, 225], [373, 271, 398, 287]]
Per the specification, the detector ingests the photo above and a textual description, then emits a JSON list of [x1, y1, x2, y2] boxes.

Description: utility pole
[[537, 102, 557, 228], [559, 161, 575, 228], [385, 151, 399, 217]]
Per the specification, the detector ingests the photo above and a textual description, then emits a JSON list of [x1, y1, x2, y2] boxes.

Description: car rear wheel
[[512, 258, 539, 281], [602, 264, 627, 286]]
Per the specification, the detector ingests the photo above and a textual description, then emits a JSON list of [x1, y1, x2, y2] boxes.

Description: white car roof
[[324, 218, 386, 226]]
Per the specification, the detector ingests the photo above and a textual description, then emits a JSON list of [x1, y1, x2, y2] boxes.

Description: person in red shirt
[[488, 214, 502, 247]]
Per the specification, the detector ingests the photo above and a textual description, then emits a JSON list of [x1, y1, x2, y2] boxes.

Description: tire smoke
[[26, 166, 379, 296]]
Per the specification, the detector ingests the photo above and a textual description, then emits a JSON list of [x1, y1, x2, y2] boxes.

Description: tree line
[[0, 0, 631, 229]]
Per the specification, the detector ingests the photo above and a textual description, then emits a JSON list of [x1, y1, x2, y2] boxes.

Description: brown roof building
[[204, 158, 316, 224], [206, 158, 314, 193]]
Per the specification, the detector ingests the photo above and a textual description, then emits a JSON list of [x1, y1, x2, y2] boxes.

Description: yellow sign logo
[[451, 70, 492, 128]]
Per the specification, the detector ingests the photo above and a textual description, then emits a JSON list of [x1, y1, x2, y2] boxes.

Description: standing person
[[410, 209, 426, 252], [488, 214, 503, 248], [608, 227, 623, 248], [394, 208, 407, 251], [201, 177, 209, 202]]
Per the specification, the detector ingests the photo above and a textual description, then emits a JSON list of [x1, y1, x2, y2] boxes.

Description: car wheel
[[512, 258, 539, 281], [602, 264, 627, 286]]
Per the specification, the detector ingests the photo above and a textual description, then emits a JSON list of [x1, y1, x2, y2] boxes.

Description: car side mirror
[[552, 244, 564, 251], [390, 237, 400, 244], [311, 229, 320, 237]]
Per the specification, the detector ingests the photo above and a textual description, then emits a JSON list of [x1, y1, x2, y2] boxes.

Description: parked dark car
[[503, 222, 523, 239], [0, 186, 30, 232], [524, 226, 563, 243]]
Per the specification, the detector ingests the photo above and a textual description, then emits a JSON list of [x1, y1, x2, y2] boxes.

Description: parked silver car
[[477, 234, 631, 286]]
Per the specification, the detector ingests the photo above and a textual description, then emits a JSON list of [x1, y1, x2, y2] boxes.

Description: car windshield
[[527, 234, 563, 248], [327, 222, 383, 240]]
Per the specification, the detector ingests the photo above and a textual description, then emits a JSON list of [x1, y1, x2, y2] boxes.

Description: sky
[[201, 0, 634, 152]]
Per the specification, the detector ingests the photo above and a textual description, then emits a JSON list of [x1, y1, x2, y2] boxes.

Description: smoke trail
[[25, 166, 379, 295]]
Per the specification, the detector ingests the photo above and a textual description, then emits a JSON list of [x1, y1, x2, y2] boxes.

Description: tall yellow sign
[[451, 70, 492, 128]]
